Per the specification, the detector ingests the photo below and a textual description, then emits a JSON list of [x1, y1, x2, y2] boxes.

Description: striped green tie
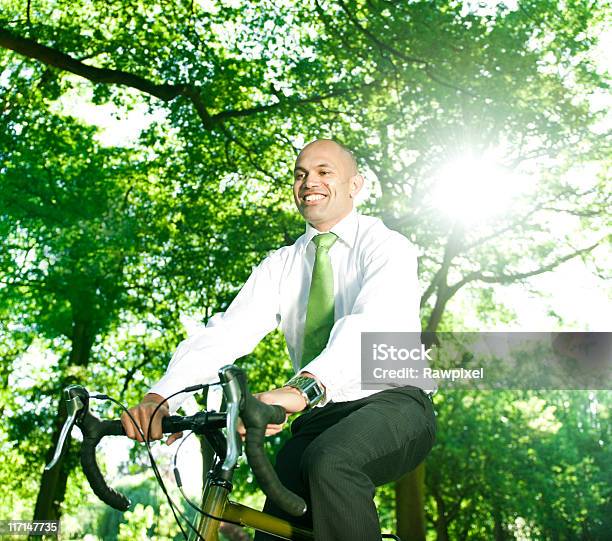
[[301, 232, 338, 367]]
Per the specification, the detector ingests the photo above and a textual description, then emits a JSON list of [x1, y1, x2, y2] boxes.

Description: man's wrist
[[283, 386, 309, 410]]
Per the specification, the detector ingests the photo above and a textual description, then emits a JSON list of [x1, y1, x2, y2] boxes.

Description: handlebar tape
[[241, 394, 308, 517], [80, 417, 131, 511]]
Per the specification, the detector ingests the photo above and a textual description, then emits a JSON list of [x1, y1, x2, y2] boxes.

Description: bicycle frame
[[189, 455, 313, 541]]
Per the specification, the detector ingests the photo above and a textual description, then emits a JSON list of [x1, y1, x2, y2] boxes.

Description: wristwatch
[[284, 375, 325, 409]]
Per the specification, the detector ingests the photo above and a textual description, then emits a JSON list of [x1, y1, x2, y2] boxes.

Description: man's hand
[[121, 393, 183, 446], [237, 373, 325, 439], [237, 387, 301, 439]]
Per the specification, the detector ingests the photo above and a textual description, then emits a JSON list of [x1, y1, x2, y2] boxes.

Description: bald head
[[298, 139, 358, 178]]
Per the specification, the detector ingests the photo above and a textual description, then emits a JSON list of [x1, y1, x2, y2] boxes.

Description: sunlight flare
[[432, 152, 525, 223]]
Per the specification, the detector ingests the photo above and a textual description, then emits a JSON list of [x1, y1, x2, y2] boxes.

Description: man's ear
[[349, 174, 365, 198]]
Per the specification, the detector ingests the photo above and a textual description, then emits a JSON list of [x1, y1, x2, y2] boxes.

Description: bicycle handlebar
[[45, 366, 307, 518]]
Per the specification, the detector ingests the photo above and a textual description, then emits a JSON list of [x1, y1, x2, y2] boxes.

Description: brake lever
[[219, 366, 243, 477], [45, 385, 89, 470]]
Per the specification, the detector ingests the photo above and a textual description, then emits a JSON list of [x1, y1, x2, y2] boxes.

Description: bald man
[[123, 140, 436, 540]]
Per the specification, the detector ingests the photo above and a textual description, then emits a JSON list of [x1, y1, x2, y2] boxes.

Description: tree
[[425, 390, 611, 540], [1, 0, 609, 536]]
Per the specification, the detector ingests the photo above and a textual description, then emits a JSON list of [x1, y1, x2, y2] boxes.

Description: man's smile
[[301, 192, 329, 205]]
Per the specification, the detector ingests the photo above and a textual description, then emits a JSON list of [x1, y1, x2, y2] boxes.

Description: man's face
[[292, 141, 361, 231]]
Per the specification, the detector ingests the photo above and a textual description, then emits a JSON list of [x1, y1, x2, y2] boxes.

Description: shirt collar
[[301, 209, 359, 253]]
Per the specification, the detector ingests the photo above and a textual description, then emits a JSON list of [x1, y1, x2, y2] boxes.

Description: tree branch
[[0, 27, 187, 101], [448, 238, 605, 296], [539, 205, 609, 217], [120, 350, 152, 398], [461, 190, 576, 252], [420, 224, 464, 307], [210, 80, 377, 123], [0, 26, 374, 130]]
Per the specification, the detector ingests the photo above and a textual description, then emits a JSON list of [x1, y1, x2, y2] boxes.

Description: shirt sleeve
[[299, 233, 421, 404], [148, 252, 283, 413]]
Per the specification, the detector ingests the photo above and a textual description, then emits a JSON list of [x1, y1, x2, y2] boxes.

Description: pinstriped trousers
[[253, 386, 437, 541]]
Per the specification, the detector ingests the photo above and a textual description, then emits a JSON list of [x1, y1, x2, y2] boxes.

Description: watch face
[[287, 376, 324, 407]]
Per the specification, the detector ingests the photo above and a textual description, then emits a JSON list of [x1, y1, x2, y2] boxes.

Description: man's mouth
[[302, 193, 328, 205]]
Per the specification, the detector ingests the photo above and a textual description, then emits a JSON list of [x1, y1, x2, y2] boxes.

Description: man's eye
[[320, 170, 330, 175]]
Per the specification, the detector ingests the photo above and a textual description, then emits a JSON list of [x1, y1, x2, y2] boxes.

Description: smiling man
[[122, 139, 437, 540]]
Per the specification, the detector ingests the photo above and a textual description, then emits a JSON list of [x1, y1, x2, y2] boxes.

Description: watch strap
[[285, 375, 325, 409]]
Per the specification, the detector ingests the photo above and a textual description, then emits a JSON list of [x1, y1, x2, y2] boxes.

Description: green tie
[[301, 232, 338, 367]]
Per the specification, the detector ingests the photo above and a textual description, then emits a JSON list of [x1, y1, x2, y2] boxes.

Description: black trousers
[[253, 386, 436, 541]]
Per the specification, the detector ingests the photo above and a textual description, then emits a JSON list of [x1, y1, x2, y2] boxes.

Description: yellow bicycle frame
[[189, 480, 313, 541]]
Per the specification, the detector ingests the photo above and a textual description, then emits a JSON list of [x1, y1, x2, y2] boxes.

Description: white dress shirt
[[149, 209, 423, 413]]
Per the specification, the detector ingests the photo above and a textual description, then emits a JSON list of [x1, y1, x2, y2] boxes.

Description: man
[[122, 139, 436, 540]]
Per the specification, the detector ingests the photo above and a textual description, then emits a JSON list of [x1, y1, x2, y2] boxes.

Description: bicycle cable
[[171, 430, 245, 528], [92, 384, 214, 541], [92, 393, 195, 540]]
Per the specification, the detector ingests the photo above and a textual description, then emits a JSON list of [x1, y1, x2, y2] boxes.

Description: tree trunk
[[432, 490, 449, 541], [493, 507, 507, 541], [435, 518, 450, 541], [396, 464, 427, 541], [32, 318, 95, 521], [394, 229, 461, 539]]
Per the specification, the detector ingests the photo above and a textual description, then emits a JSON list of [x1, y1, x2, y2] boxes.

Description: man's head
[[293, 139, 364, 231]]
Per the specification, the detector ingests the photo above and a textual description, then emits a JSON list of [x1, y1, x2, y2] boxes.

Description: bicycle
[[46, 365, 402, 540]]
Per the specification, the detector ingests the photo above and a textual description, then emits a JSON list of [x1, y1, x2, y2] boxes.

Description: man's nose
[[303, 175, 321, 188]]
